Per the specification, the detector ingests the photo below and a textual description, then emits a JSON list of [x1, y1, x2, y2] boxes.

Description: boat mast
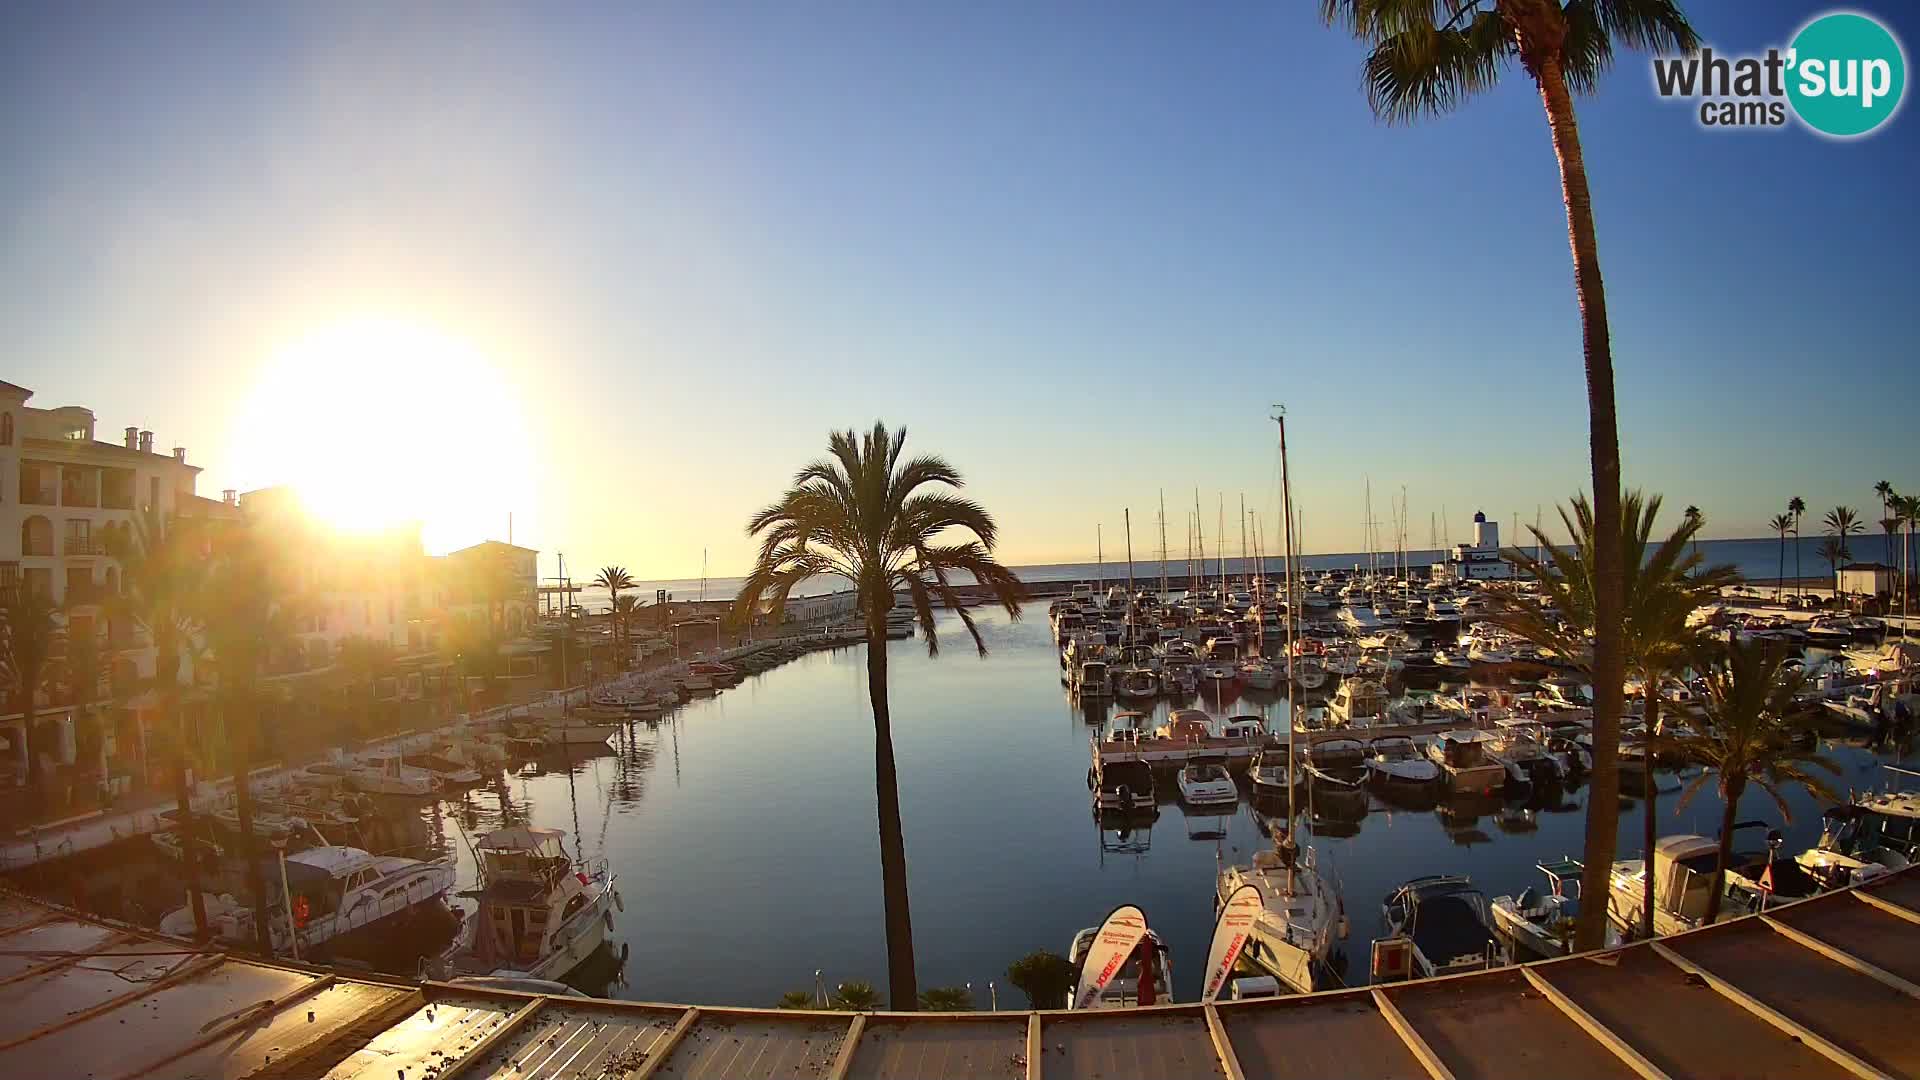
[[1194, 490, 1206, 595], [1239, 493, 1249, 592], [1125, 508, 1135, 602], [1096, 524, 1104, 595], [1217, 495, 1226, 591], [1158, 490, 1169, 601], [1274, 406, 1298, 898]]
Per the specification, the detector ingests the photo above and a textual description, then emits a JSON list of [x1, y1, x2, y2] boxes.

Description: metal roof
[[0, 867, 1916, 1078]]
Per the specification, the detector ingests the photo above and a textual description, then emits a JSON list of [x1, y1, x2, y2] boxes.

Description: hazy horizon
[[6, 1, 1915, 577]]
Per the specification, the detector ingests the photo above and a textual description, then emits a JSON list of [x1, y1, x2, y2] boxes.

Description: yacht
[[1425, 730, 1508, 795], [511, 712, 625, 748], [349, 754, 443, 797], [1216, 823, 1341, 995], [1367, 736, 1440, 786], [1485, 725, 1566, 791], [1794, 785, 1918, 886], [430, 827, 618, 984], [1606, 830, 1823, 938], [1067, 926, 1172, 1008], [1302, 738, 1368, 792], [161, 845, 455, 958], [1114, 666, 1160, 701], [1176, 754, 1238, 806], [1219, 714, 1266, 742], [1074, 659, 1113, 698], [1381, 875, 1506, 978], [1091, 757, 1156, 813], [1157, 709, 1214, 742], [1327, 679, 1388, 727]]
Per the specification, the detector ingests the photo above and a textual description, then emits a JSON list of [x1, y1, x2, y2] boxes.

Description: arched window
[[0, 412, 12, 446], [21, 515, 52, 556]]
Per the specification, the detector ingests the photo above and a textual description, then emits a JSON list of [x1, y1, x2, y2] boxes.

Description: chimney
[[124, 426, 138, 449], [222, 489, 237, 506], [172, 447, 186, 463], [138, 430, 153, 453]]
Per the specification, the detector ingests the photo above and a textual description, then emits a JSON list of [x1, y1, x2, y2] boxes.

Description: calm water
[[417, 601, 1913, 1008]]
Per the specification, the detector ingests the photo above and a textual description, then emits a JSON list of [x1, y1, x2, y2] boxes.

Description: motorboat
[[1291, 657, 1330, 692], [1484, 725, 1566, 791], [1176, 754, 1237, 806], [1220, 714, 1266, 741], [1249, 747, 1293, 800], [1216, 822, 1341, 995], [1491, 859, 1595, 959], [1074, 659, 1113, 698], [1367, 736, 1440, 786], [1105, 710, 1151, 744], [1794, 785, 1918, 887], [1429, 650, 1473, 676], [160, 845, 455, 959], [1302, 738, 1368, 792], [1067, 926, 1172, 1008], [1381, 875, 1506, 978], [1606, 828, 1823, 938], [1238, 658, 1281, 690], [1327, 679, 1387, 728], [1114, 666, 1160, 700], [1090, 757, 1156, 813], [349, 754, 443, 797], [405, 745, 487, 786], [1425, 730, 1508, 795], [429, 827, 618, 984], [510, 712, 624, 748], [1156, 709, 1213, 742]]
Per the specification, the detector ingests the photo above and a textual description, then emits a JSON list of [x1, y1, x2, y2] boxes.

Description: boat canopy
[[476, 826, 569, 852]]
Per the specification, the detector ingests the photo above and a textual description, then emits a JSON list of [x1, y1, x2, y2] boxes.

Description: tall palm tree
[[1788, 496, 1806, 603], [1874, 481, 1895, 563], [200, 521, 299, 954], [1824, 507, 1860, 601], [610, 594, 641, 672], [1, 587, 63, 815], [1494, 490, 1736, 939], [734, 423, 1025, 1009], [594, 567, 635, 670], [1668, 638, 1836, 924], [1898, 495, 1920, 633], [1683, 505, 1702, 563], [1319, 0, 1697, 950], [105, 507, 210, 937], [1767, 513, 1794, 604]]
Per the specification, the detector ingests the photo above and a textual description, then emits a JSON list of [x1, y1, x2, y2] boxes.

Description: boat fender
[[614, 890, 624, 914], [604, 909, 615, 932], [1338, 915, 1351, 940], [621, 942, 631, 964]]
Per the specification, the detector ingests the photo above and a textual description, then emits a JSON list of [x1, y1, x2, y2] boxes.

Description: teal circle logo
[[1787, 12, 1906, 137]]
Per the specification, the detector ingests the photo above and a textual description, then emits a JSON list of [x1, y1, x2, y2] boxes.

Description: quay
[[1093, 721, 1467, 771], [0, 866, 1915, 1078]]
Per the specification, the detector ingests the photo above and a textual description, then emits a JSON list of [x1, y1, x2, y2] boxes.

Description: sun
[[233, 318, 537, 553]]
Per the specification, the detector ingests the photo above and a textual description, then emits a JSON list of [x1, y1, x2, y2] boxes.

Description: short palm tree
[[1319, 0, 1697, 950], [1767, 513, 1794, 604], [1669, 638, 1837, 924], [1, 587, 63, 814], [1495, 490, 1736, 940], [1824, 507, 1860, 561], [105, 507, 211, 936], [1899, 495, 1920, 628], [1788, 497, 1807, 602], [1816, 537, 1845, 598], [200, 522, 300, 953], [734, 423, 1025, 1010], [594, 566, 635, 669], [609, 594, 641, 671], [918, 985, 975, 1011]]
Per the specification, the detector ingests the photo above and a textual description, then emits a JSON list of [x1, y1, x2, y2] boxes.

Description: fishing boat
[[1490, 859, 1592, 959], [1367, 736, 1440, 786], [430, 827, 619, 984], [1176, 753, 1237, 806], [1216, 821, 1341, 995], [160, 845, 455, 958], [1425, 730, 1508, 795], [1381, 875, 1506, 978], [1327, 678, 1388, 727]]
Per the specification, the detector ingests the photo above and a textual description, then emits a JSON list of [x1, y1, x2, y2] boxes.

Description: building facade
[[1437, 512, 1513, 582]]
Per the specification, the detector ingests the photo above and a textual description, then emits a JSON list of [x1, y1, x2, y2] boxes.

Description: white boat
[[161, 845, 455, 958], [1291, 657, 1330, 692], [1327, 678, 1388, 727], [1114, 666, 1159, 700], [1091, 756, 1156, 813], [1302, 737, 1368, 791], [1491, 859, 1595, 959], [512, 713, 624, 748], [1607, 830, 1824, 938], [1367, 736, 1440, 785], [1794, 785, 1918, 887], [349, 754, 443, 797], [1067, 926, 1172, 1008], [1216, 822, 1340, 994], [1176, 754, 1237, 806], [430, 826, 618, 984], [1381, 875, 1506, 978], [1238, 658, 1281, 690], [1249, 747, 1292, 800], [1429, 650, 1473, 675], [406, 745, 487, 786], [1219, 715, 1266, 742], [1074, 659, 1114, 698]]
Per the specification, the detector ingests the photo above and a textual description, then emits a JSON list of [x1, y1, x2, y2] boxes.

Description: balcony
[[60, 485, 100, 509], [64, 536, 105, 556], [19, 485, 55, 507]]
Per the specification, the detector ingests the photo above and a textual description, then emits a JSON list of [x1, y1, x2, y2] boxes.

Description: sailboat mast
[[1275, 408, 1298, 898], [1125, 508, 1135, 599], [1217, 495, 1226, 590], [1158, 490, 1169, 600], [1096, 524, 1104, 594], [1239, 494, 1248, 591], [1194, 490, 1206, 593]]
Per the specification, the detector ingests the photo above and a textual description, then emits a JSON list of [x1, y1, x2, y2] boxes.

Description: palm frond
[[1361, 18, 1509, 123]]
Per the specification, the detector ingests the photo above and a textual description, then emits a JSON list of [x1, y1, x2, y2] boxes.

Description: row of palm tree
[[1498, 492, 1837, 938]]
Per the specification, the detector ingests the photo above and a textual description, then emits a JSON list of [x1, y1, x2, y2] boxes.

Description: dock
[[1095, 721, 1466, 771], [0, 866, 1915, 1078]]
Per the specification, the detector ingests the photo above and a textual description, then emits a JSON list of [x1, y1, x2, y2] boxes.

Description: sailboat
[[1213, 409, 1343, 995]]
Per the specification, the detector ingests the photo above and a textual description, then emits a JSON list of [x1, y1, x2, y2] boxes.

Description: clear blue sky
[[4, 1, 1915, 575]]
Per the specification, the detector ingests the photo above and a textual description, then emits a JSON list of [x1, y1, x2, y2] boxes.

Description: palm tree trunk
[[19, 679, 43, 820], [1776, 531, 1785, 604], [866, 598, 917, 1010], [1535, 53, 1626, 953], [1639, 691, 1661, 939], [228, 697, 274, 954], [1703, 778, 1743, 925], [1794, 525, 1802, 603]]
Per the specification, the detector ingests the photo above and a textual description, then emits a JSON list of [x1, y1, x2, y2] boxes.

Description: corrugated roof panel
[[10, 959, 319, 1080], [140, 979, 414, 1080], [844, 1016, 1027, 1080], [0, 919, 119, 979], [1218, 991, 1426, 1079], [0, 937, 203, 1043], [323, 993, 524, 1080], [647, 1010, 853, 1079], [1384, 968, 1636, 1080], [1864, 871, 1920, 914], [1531, 946, 1851, 1079], [454, 1000, 687, 1078], [1771, 890, 1920, 986], [1662, 917, 1920, 1078], [0, 895, 48, 934], [1039, 1006, 1227, 1080]]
